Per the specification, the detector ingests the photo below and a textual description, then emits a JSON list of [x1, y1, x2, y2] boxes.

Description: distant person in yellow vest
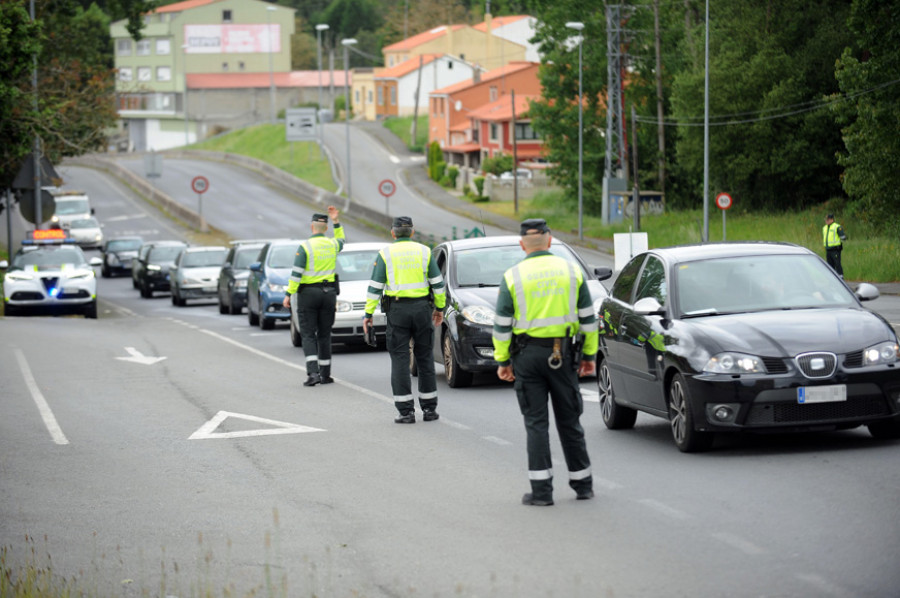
[[822, 213, 848, 278], [282, 206, 344, 386]]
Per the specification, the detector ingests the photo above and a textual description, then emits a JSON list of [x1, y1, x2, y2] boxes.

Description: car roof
[[145, 240, 187, 247], [651, 241, 811, 263], [229, 239, 269, 246], [435, 235, 521, 250], [107, 236, 143, 242], [182, 245, 227, 252]]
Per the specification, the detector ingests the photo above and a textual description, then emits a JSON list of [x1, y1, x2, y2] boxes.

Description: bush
[[446, 165, 459, 188], [474, 176, 485, 196], [481, 153, 514, 176]]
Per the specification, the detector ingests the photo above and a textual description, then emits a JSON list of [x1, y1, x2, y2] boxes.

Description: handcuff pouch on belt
[[380, 294, 393, 314]]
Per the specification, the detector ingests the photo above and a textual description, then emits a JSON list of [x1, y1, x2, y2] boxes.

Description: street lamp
[[315, 24, 329, 143], [266, 5, 277, 124], [341, 38, 357, 202], [181, 43, 190, 146], [566, 21, 585, 240]]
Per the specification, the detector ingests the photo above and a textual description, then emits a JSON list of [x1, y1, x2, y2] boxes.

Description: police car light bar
[[24, 229, 75, 244]]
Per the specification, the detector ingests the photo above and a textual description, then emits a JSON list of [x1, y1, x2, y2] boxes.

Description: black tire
[[218, 298, 228, 315], [668, 373, 714, 453], [260, 313, 274, 330], [83, 300, 98, 319], [248, 302, 259, 326], [132, 275, 138, 289], [101, 263, 110, 278], [868, 419, 900, 440], [409, 339, 418, 376], [228, 299, 241, 315], [290, 312, 302, 346], [598, 359, 637, 429], [140, 282, 152, 298], [443, 332, 473, 388]]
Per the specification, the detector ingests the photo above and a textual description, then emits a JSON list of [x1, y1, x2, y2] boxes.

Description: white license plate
[[203, 286, 216, 293], [797, 385, 847, 404]]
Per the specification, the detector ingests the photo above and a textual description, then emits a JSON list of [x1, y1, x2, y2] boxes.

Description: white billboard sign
[[184, 24, 281, 54]]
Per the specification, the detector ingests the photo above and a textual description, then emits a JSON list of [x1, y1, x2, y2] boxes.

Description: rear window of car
[[453, 242, 585, 287], [234, 246, 263, 269], [181, 249, 227, 267], [149, 246, 184, 261], [267, 244, 298, 269], [107, 239, 142, 251], [55, 199, 90, 215]]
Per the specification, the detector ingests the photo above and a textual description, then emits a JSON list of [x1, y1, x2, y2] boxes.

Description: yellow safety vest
[[380, 242, 433, 299], [300, 236, 340, 284], [822, 222, 843, 249], [504, 255, 581, 338]]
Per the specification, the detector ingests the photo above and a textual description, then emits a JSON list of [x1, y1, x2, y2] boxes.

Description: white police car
[[1, 229, 102, 318]]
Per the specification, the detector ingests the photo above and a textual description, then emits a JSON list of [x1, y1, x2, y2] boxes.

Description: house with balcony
[[372, 54, 481, 120], [110, 0, 295, 151], [468, 93, 543, 166], [428, 61, 541, 170]]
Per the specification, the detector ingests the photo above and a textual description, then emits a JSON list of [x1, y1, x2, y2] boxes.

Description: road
[[2, 143, 900, 597]]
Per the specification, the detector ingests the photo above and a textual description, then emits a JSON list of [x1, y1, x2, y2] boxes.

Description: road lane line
[[638, 498, 690, 521], [14, 349, 69, 445], [710, 531, 765, 555], [482, 436, 512, 446]]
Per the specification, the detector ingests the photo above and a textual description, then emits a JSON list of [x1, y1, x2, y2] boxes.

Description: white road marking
[[594, 477, 624, 491], [710, 531, 765, 555], [638, 498, 690, 521], [105, 213, 147, 222], [189, 410, 325, 440], [482, 436, 512, 446], [582, 388, 600, 403], [389, 155, 400, 164], [116, 347, 167, 365], [442, 420, 472, 431], [14, 349, 69, 445]]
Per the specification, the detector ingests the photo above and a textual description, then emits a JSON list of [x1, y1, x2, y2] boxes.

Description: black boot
[[320, 366, 334, 384], [303, 373, 321, 386]]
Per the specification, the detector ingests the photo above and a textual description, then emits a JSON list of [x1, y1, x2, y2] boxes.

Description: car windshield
[[336, 249, 380, 282], [234, 246, 263, 269], [181, 249, 227, 267], [107, 239, 142, 251], [453, 242, 583, 287], [13, 247, 86, 269], [69, 218, 99, 229], [55, 199, 89, 214], [676, 254, 857, 317], [148, 246, 184, 262], [268, 244, 298, 269]]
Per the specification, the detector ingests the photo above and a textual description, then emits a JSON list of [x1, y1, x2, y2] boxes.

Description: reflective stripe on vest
[[382, 243, 430, 295], [510, 258, 579, 330], [823, 223, 842, 248], [300, 237, 338, 283]]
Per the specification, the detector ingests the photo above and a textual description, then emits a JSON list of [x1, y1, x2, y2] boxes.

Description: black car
[[101, 236, 143, 278], [426, 236, 612, 387], [597, 242, 900, 452], [133, 240, 188, 298], [217, 241, 266, 315]]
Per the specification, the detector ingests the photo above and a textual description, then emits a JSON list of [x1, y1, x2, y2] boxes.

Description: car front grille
[[746, 396, 889, 425], [41, 277, 59, 293], [352, 301, 366, 310], [10, 291, 44, 301], [843, 350, 864, 368], [762, 357, 788, 374], [794, 352, 837, 379], [57, 289, 91, 299]]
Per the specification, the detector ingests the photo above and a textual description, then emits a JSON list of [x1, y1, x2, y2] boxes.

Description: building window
[[222, 10, 232, 23], [119, 67, 133, 81], [490, 123, 500, 142], [390, 87, 396, 106], [355, 90, 360, 104], [116, 39, 132, 56], [377, 87, 383, 106], [448, 60, 453, 69], [388, 56, 394, 67], [239, 61, 245, 71], [137, 66, 152, 82], [222, 62, 229, 71], [156, 39, 171, 55], [514, 122, 539, 140], [136, 40, 151, 56], [489, 86, 498, 102], [157, 66, 172, 81], [367, 90, 373, 103]]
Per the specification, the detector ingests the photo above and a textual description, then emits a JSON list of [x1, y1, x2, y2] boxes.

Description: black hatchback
[[101, 236, 143, 278], [597, 242, 900, 452], [134, 240, 187, 298]]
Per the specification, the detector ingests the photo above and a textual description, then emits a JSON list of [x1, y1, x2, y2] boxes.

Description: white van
[[50, 191, 94, 228]]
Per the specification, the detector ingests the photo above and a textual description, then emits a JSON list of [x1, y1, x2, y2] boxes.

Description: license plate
[[797, 385, 847, 404], [203, 286, 216, 293]]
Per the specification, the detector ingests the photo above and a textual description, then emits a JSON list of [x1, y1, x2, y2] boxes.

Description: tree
[[833, 0, 900, 235]]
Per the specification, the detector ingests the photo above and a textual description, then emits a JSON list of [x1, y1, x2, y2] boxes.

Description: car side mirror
[[593, 266, 613, 281], [0, 260, 8, 270], [634, 297, 665, 315], [249, 262, 262, 272], [854, 282, 880, 302], [89, 257, 102, 267]]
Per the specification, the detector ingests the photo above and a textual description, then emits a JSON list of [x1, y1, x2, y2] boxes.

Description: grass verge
[[382, 116, 428, 152]]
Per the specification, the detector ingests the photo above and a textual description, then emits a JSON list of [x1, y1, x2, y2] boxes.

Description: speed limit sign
[[378, 179, 396, 197], [715, 192, 732, 210], [191, 175, 210, 195]]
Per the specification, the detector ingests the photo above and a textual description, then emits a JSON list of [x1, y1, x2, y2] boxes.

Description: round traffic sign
[[715, 192, 732, 210], [191, 175, 210, 194], [378, 179, 396, 197]]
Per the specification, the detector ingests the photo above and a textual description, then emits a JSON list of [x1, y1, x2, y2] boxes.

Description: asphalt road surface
[[2, 154, 900, 598]]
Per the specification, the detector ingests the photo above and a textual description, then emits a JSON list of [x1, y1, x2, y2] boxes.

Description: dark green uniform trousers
[[298, 285, 337, 376], [386, 297, 437, 414], [512, 343, 592, 502]]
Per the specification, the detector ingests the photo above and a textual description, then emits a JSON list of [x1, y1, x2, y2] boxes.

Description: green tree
[[833, 0, 900, 235]]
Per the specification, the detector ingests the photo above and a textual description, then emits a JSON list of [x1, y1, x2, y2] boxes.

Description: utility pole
[[654, 0, 666, 196]]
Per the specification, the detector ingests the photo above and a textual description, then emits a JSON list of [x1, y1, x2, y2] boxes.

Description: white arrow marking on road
[[189, 411, 325, 440], [115, 347, 167, 365]]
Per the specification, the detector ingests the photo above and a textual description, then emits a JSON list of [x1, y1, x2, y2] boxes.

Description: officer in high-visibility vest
[[282, 206, 344, 386], [822, 213, 848, 278], [362, 216, 446, 423], [493, 218, 598, 506]]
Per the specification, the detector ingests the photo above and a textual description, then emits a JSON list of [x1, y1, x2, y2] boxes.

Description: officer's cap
[[520, 218, 550, 236], [825, 213, 834, 220], [312, 213, 328, 223], [393, 216, 414, 227]]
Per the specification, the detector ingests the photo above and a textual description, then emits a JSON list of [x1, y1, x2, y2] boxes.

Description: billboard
[[184, 24, 281, 54]]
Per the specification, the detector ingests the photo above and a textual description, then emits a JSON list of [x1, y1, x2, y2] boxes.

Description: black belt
[[515, 335, 566, 347], [301, 281, 334, 288], [390, 295, 429, 303]]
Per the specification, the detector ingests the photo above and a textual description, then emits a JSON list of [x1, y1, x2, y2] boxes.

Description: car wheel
[[101, 263, 110, 278], [668, 373, 714, 453], [598, 359, 637, 429], [83, 299, 98, 319], [140, 281, 152, 298], [867, 419, 900, 440], [248, 302, 259, 326], [132, 276, 138, 289], [443, 332, 473, 388], [260, 313, 275, 330], [290, 311, 302, 347], [228, 296, 241, 315], [218, 297, 228, 314], [5, 304, 18, 317], [410, 339, 418, 376]]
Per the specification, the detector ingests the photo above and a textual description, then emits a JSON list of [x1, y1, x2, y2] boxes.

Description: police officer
[[282, 206, 344, 386], [362, 216, 446, 423], [492, 219, 598, 506], [823, 213, 848, 278]]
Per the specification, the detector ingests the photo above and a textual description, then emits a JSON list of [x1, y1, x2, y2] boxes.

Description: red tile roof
[[154, 0, 220, 14], [187, 71, 349, 89], [468, 93, 538, 121], [444, 142, 481, 153], [376, 54, 441, 79], [383, 24, 467, 52], [431, 61, 538, 95], [472, 15, 530, 32]]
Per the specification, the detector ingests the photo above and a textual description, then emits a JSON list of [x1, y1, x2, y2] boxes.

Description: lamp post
[[566, 21, 585, 240], [181, 43, 190, 146], [315, 24, 329, 141], [266, 5, 277, 123], [341, 38, 357, 202]]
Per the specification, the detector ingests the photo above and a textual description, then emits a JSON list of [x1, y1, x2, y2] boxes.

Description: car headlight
[[461, 305, 496, 325], [863, 342, 900, 366], [704, 352, 765, 374], [234, 279, 248, 288], [6, 271, 35, 281], [266, 282, 284, 293], [147, 264, 162, 271], [182, 276, 202, 285], [67, 270, 94, 280], [336, 299, 353, 313]]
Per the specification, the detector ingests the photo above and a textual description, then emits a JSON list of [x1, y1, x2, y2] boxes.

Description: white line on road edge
[[709, 531, 765, 556], [482, 436, 512, 446], [14, 348, 69, 445], [638, 498, 690, 521]]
